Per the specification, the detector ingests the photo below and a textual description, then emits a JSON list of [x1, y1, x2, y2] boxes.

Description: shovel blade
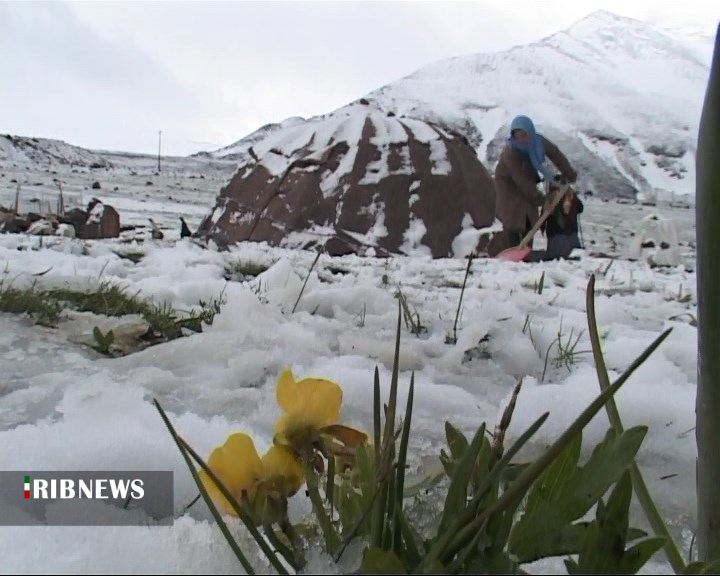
[[497, 246, 531, 262]]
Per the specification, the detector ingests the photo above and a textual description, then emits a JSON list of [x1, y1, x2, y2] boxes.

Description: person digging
[[494, 115, 579, 261]]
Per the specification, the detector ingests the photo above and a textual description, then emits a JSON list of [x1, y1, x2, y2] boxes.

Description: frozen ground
[[0, 152, 237, 238], [0, 159, 700, 574]]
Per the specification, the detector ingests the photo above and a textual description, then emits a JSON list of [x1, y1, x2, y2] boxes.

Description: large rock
[[196, 104, 497, 258], [81, 199, 120, 239]]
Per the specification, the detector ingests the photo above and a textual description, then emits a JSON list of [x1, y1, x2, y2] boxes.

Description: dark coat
[[494, 136, 577, 233], [545, 195, 584, 238]]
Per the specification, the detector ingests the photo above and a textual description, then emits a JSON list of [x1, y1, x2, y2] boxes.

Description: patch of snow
[[210, 204, 226, 226], [370, 206, 388, 241], [467, 106, 507, 162], [399, 118, 451, 175], [399, 218, 432, 257], [87, 202, 105, 225], [228, 210, 254, 226], [451, 213, 483, 257]]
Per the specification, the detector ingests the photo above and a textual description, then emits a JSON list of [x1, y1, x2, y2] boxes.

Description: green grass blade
[[430, 412, 549, 567], [438, 422, 487, 534], [374, 367, 381, 468], [395, 505, 422, 568], [327, 454, 335, 519], [372, 302, 403, 547], [394, 372, 414, 552], [292, 247, 322, 314], [586, 274, 686, 573], [426, 327, 671, 570]]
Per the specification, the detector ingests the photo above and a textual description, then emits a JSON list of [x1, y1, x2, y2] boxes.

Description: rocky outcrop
[[75, 198, 120, 239], [197, 105, 497, 258], [0, 198, 121, 239]]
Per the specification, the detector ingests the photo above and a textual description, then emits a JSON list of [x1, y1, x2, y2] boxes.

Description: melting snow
[[400, 218, 432, 257], [0, 221, 700, 573], [86, 202, 106, 225]]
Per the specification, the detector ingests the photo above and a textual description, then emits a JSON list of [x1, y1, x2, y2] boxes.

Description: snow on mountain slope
[[195, 116, 306, 161], [360, 10, 712, 200], [0, 134, 113, 168]]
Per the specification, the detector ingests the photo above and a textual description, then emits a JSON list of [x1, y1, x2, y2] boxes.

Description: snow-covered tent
[[197, 102, 499, 258]]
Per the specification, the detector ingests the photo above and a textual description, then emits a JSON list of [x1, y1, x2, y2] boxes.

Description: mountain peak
[[566, 9, 650, 36]]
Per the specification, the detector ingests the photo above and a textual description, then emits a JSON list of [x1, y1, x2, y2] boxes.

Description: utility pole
[[157, 130, 162, 172]]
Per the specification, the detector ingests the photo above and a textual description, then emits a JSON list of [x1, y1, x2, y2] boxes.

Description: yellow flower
[[274, 367, 368, 456], [198, 432, 304, 517]]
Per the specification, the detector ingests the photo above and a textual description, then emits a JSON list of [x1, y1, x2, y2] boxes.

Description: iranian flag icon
[[24, 476, 30, 499]]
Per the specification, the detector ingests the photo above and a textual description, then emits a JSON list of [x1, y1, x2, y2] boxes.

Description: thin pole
[[158, 130, 162, 172]]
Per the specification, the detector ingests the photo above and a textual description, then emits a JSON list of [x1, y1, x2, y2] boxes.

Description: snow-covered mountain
[[193, 117, 306, 162], [208, 10, 713, 200], [0, 134, 113, 168], [365, 10, 711, 200]]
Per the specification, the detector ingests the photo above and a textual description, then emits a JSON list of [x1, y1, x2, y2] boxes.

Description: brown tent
[[197, 103, 500, 258]]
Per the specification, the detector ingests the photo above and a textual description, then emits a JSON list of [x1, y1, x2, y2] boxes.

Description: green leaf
[[425, 413, 549, 569], [686, 562, 708, 574], [575, 470, 633, 572], [402, 464, 444, 498], [523, 429, 582, 520], [445, 421, 470, 460], [586, 274, 686, 574], [394, 374, 414, 552], [438, 422, 486, 533], [560, 427, 647, 521], [361, 548, 407, 574], [394, 505, 422, 569], [428, 325, 670, 572], [619, 538, 667, 574], [471, 434, 493, 495], [701, 560, 720, 574], [326, 452, 335, 516], [420, 560, 448, 574], [510, 427, 647, 562], [573, 471, 665, 574], [686, 560, 720, 574], [627, 527, 649, 542], [564, 557, 581, 574], [374, 367, 381, 467]]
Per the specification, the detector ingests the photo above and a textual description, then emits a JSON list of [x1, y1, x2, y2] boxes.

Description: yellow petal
[[276, 368, 298, 413], [296, 377, 342, 429], [198, 468, 237, 516], [261, 445, 304, 495], [273, 413, 294, 437], [201, 432, 263, 514]]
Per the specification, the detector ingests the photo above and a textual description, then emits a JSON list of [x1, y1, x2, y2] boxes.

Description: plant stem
[[292, 247, 322, 314], [586, 274, 686, 573], [303, 460, 340, 554], [452, 254, 474, 343], [263, 521, 301, 571]]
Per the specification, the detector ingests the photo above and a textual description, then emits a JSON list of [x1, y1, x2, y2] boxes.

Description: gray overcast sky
[[1, 0, 717, 156]]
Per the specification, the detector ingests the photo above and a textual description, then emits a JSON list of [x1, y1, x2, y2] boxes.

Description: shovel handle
[[517, 184, 573, 248]]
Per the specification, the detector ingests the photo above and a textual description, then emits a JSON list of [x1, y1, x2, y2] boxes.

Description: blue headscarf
[[509, 115, 555, 191]]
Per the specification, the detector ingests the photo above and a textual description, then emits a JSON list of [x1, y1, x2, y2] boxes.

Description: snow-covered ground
[[0, 152, 237, 237], [0, 160, 700, 573]]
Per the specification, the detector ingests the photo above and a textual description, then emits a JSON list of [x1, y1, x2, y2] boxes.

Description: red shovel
[[497, 184, 572, 262]]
